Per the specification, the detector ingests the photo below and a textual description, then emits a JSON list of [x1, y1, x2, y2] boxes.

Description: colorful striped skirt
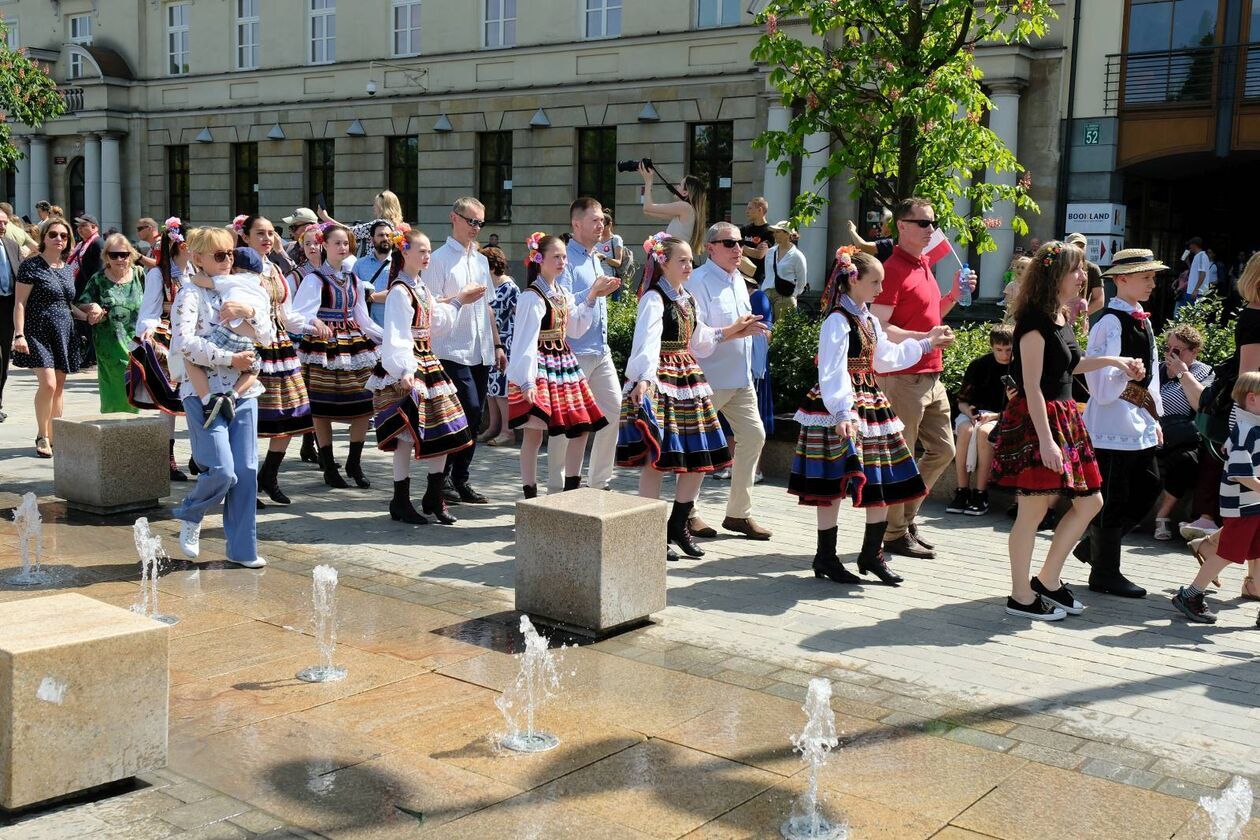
[[126, 324, 184, 415], [298, 321, 378, 420], [788, 373, 924, 508], [991, 395, 1102, 496], [368, 351, 472, 459], [508, 342, 608, 438], [615, 349, 731, 473], [256, 333, 313, 437]]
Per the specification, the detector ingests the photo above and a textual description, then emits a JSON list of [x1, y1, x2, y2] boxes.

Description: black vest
[[1109, 309, 1155, 388]]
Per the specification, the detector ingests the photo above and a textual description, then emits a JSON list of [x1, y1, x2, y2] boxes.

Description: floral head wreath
[[231, 214, 248, 235], [390, 229, 410, 252], [161, 216, 184, 244], [821, 246, 860, 314], [1041, 241, 1065, 268], [524, 231, 546, 267], [642, 232, 669, 265], [305, 223, 329, 246]]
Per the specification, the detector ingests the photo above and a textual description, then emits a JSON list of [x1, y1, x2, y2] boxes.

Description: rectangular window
[[167, 145, 190, 222], [166, 3, 190, 76], [309, 0, 335, 65], [585, 0, 621, 39], [478, 131, 513, 223], [576, 127, 617, 212], [233, 142, 259, 217], [307, 139, 335, 216], [392, 0, 421, 56], [4, 19, 19, 50], [697, 0, 741, 28], [68, 14, 92, 79], [688, 121, 734, 227], [236, 0, 259, 71], [484, 0, 516, 48], [387, 136, 419, 222]]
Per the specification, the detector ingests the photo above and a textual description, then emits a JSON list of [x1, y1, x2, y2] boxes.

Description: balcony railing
[[59, 87, 84, 114], [1104, 42, 1260, 114]]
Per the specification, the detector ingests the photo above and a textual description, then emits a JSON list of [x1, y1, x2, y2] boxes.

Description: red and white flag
[[924, 227, 958, 268]]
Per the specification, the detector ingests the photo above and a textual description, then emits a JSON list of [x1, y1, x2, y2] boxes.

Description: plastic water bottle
[[957, 263, 972, 308]]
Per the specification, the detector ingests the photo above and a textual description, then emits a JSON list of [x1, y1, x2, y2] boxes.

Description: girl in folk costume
[[368, 229, 484, 525], [617, 234, 766, 560], [788, 249, 952, 586], [507, 232, 619, 498], [295, 225, 328, 464], [234, 215, 314, 506], [131, 217, 190, 481], [293, 223, 382, 489]]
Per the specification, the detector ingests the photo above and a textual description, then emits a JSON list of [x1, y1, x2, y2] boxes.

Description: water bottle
[[957, 263, 972, 308]]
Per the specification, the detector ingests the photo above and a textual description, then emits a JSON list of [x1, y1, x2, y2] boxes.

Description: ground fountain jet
[[496, 615, 561, 753], [1199, 776, 1253, 840], [782, 678, 848, 840], [296, 565, 346, 683], [131, 518, 178, 624], [6, 492, 48, 587]]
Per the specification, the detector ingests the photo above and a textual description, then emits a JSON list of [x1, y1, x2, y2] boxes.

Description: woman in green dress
[[76, 232, 144, 413]]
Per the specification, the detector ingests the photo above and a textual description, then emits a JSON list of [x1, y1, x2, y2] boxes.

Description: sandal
[[1188, 537, 1221, 589], [1243, 576, 1260, 602], [34, 436, 52, 458], [486, 433, 515, 447]]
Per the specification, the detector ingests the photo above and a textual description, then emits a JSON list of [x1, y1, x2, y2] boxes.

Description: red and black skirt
[[991, 395, 1102, 496], [126, 324, 184, 415], [508, 340, 608, 438]]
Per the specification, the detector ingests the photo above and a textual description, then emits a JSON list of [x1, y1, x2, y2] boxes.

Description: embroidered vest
[[525, 280, 568, 349], [652, 285, 696, 353], [315, 268, 357, 323], [837, 307, 876, 376], [392, 278, 432, 353]]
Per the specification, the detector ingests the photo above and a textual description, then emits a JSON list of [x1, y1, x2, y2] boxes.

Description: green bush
[[607, 293, 638, 375], [768, 307, 822, 411], [941, 321, 999, 396], [1161, 296, 1235, 366]]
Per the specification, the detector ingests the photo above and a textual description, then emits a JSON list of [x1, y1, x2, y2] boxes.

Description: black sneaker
[[964, 490, 990, 516], [1005, 595, 1066, 621], [946, 487, 971, 514], [202, 394, 227, 429], [1171, 587, 1217, 624], [1031, 577, 1084, 615]]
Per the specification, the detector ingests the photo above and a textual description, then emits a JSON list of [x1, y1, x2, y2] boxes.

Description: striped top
[[1158, 360, 1212, 418], [1221, 406, 1260, 518]]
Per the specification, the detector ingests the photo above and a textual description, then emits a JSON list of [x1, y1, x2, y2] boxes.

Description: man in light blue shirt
[[353, 221, 395, 325], [556, 197, 622, 491]]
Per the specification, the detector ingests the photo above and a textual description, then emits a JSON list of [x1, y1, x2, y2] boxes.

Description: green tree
[[752, 0, 1054, 252], [0, 19, 67, 171]]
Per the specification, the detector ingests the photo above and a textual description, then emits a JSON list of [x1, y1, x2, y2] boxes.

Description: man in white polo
[[684, 221, 772, 540]]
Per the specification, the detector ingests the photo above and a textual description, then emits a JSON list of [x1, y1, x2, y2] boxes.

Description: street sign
[[1083, 123, 1100, 146], [1065, 202, 1126, 236]]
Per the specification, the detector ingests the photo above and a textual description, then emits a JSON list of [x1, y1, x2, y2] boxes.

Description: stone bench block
[[0, 593, 169, 810], [52, 415, 170, 515], [515, 489, 667, 637]]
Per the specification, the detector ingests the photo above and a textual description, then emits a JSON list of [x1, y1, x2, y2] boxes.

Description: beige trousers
[[877, 372, 955, 540], [707, 385, 766, 520]]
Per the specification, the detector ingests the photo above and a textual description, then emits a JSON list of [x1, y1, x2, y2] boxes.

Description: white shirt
[[762, 244, 808, 297], [1083, 298, 1162, 451], [506, 278, 596, 388], [207, 274, 276, 346], [137, 264, 186, 335], [624, 285, 721, 387], [169, 281, 268, 400], [1189, 250, 1212, 296], [425, 236, 495, 366], [371, 272, 461, 385], [684, 260, 753, 390]]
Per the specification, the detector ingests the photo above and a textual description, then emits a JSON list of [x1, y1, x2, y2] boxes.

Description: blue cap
[[233, 247, 264, 274]]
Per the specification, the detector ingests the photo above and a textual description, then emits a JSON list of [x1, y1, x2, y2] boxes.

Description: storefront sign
[[1084, 235, 1123, 267], [1065, 202, 1126, 236]]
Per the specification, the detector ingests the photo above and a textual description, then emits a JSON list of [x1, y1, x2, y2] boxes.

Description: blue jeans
[[172, 395, 259, 563]]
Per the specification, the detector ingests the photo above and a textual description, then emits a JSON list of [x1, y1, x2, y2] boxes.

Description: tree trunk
[[896, 116, 920, 200]]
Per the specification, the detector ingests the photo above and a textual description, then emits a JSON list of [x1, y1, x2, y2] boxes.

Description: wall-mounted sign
[[1084, 235, 1123, 267], [1065, 202, 1125, 236], [1083, 123, 1100, 146]]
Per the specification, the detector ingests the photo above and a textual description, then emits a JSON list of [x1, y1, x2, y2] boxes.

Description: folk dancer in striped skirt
[[617, 233, 766, 561], [788, 249, 952, 586], [130, 217, 190, 481], [233, 215, 314, 507], [507, 233, 619, 498], [293, 223, 382, 489], [293, 224, 329, 465], [369, 228, 485, 525]]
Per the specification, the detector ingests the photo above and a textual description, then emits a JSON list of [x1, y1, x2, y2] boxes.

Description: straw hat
[[737, 256, 758, 285], [1103, 248, 1169, 277]]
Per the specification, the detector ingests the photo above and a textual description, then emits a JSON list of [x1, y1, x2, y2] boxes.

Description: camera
[[617, 157, 652, 173], [366, 81, 378, 96]]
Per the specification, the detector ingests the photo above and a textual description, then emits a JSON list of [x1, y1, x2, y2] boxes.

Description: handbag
[[1194, 355, 1239, 456], [1159, 411, 1199, 451], [772, 251, 794, 297]]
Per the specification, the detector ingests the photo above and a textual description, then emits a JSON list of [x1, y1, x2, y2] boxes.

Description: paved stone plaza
[[1, 368, 1259, 839]]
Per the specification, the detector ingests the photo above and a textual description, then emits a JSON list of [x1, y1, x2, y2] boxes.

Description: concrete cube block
[[0, 594, 169, 810], [515, 489, 668, 636], [52, 415, 170, 515]]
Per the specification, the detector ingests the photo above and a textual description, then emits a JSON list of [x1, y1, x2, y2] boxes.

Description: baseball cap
[[282, 208, 319, 226]]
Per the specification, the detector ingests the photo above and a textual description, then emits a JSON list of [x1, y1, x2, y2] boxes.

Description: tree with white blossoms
[[752, 0, 1055, 252], [0, 17, 67, 171]]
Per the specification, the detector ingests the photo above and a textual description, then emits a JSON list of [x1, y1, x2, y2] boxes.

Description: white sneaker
[[228, 555, 267, 569], [714, 468, 731, 481], [178, 519, 201, 559], [1179, 518, 1219, 541]]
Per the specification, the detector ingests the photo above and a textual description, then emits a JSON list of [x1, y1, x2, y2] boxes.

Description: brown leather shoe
[[908, 523, 934, 550], [722, 516, 772, 540], [688, 514, 717, 538], [884, 534, 935, 559]]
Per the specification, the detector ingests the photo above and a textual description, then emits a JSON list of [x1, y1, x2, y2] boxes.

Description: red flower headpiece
[[523, 231, 546, 266]]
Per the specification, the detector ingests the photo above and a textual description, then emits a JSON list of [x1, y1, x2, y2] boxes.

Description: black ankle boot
[[563, 475, 582, 491], [812, 526, 861, 584], [389, 477, 428, 524], [319, 445, 349, 489], [169, 440, 188, 482], [1087, 526, 1146, 598], [188, 456, 202, 476], [345, 441, 370, 488], [300, 432, 319, 464], [666, 544, 679, 562], [421, 472, 457, 524], [523, 484, 538, 499], [857, 521, 903, 586], [668, 501, 704, 557], [259, 450, 291, 505]]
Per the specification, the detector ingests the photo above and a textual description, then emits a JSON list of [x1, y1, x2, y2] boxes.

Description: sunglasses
[[710, 238, 741, 249], [207, 250, 235, 262], [107, 251, 131, 260], [900, 218, 938, 229], [456, 213, 485, 229], [45, 231, 68, 240], [136, 226, 151, 233]]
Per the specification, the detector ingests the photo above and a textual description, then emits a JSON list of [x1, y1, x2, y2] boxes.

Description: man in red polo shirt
[[872, 197, 974, 559]]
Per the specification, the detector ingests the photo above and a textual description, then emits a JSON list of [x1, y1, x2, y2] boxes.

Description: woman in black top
[[991, 241, 1144, 621]]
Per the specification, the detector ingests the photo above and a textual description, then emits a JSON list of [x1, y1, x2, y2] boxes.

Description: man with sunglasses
[[684, 221, 773, 541], [135, 217, 161, 269], [282, 207, 319, 265], [871, 197, 972, 560]]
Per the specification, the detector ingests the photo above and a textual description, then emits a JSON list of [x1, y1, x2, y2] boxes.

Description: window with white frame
[[392, 0, 421, 56], [68, 13, 92, 79], [585, 0, 621, 39], [697, 0, 740, 28], [236, 0, 259, 71], [484, 0, 515, 48], [309, 0, 335, 65], [4, 18, 19, 50], [166, 3, 190, 76]]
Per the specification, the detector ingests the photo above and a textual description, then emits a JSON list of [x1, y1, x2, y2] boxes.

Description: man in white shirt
[[1185, 237, 1211, 303], [761, 220, 808, 319], [685, 221, 772, 540], [426, 196, 508, 504]]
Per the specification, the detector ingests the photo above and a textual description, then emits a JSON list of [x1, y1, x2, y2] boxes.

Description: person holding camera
[[637, 161, 708, 257]]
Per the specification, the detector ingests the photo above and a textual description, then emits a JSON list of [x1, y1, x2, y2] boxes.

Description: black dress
[[12, 255, 80, 373]]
